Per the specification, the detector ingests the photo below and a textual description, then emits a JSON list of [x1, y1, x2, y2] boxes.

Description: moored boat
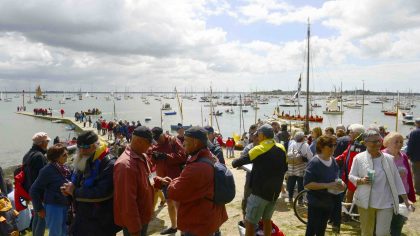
[[164, 111, 177, 115]]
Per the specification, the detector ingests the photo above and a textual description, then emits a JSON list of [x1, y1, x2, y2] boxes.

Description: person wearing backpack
[[232, 124, 288, 236], [19, 132, 50, 236], [30, 143, 71, 236], [167, 126, 228, 236]]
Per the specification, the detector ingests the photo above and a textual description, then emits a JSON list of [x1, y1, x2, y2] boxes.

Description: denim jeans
[[45, 204, 68, 236], [32, 211, 46, 236]]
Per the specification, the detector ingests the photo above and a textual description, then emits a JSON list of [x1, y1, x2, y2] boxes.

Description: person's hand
[[406, 201, 416, 212], [157, 176, 172, 186], [38, 209, 46, 218], [358, 176, 370, 185], [61, 182, 75, 196], [336, 180, 346, 191]]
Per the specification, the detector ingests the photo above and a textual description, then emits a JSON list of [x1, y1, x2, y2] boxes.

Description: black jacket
[[232, 143, 287, 201], [208, 140, 225, 164], [22, 145, 48, 192], [407, 128, 420, 161], [71, 152, 120, 236]]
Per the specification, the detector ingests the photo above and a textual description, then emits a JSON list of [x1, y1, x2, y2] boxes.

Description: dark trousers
[[412, 161, 420, 193], [123, 224, 148, 236], [306, 205, 332, 236], [287, 176, 303, 200], [390, 214, 407, 236], [329, 193, 344, 230]]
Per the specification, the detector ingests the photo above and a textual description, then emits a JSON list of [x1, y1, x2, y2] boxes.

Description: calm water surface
[[0, 93, 418, 167]]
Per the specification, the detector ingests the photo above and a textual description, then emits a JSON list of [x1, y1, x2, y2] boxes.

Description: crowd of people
[[0, 117, 419, 236], [33, 108, 52, 116]]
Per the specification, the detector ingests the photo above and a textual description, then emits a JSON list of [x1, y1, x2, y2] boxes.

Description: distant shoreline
[[2, 91, 419, 96]]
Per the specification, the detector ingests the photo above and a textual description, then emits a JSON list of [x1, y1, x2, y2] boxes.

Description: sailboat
[[3, 92, 12, 102], [279, 77, 302, 107], [27, 94, 33, 104], [34, 85, 43, 101], [323, 99, 344, 115], [170, 87, 192, 131]]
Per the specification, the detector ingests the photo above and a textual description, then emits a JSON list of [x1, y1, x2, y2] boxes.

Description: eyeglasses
[[77, 144, 92, 149]]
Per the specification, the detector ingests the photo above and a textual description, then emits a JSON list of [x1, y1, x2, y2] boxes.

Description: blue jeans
[[32, 211, 46, 236], [45, 204, 68, 236]]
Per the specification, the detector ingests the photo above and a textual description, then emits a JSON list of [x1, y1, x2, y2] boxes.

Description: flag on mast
[[293, 74, 302, 99]]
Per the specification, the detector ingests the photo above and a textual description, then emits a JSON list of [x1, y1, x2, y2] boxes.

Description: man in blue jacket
[[61, 131, 120, 236], [407, 118, 420, 194], [204, 126, 225, 164]]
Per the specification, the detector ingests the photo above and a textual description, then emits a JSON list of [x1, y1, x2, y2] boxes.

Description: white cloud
[[0, 0, 419, 92]]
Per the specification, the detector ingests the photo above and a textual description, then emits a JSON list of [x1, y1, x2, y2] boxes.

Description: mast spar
[[304, 19, 310, 133]]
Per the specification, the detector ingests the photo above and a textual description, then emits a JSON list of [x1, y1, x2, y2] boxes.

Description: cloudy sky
[[1, 0, 420, 92]]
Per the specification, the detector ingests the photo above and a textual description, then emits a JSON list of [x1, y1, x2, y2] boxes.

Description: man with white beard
[[61, 131, 120, 236]]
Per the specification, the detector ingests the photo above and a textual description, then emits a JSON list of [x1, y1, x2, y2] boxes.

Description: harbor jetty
[[16, 111, 95, 133]]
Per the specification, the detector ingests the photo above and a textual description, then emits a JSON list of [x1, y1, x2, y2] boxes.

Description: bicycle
[[293, 189, 359, 225]]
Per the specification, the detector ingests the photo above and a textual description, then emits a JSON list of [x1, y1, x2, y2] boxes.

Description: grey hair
[[368, 124, 380, 132], [348, 124, 365, 134], [294, 131, 305, 142], [363, 129, 381, 141], [336, 124, 346, 132]]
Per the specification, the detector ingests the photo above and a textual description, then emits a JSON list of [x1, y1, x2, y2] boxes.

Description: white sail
[[327, 99, 340, 111]]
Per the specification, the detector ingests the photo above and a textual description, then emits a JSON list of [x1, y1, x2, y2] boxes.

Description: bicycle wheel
[[293, 189, 308, 224]]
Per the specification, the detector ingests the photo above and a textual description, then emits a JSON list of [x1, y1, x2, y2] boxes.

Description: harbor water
[[0, 93, 418, 167]]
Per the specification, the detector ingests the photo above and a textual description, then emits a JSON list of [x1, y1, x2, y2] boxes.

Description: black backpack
[[198, 157, 236, 205]]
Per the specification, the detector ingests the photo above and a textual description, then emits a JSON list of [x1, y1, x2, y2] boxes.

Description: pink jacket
[[383, 149, 416, 203]]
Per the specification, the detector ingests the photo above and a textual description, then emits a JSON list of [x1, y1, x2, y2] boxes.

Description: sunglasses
[[77, 144, 92, 149]]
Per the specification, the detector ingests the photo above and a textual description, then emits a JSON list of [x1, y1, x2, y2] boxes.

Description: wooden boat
[[84, 110, 102, 115], [277, 114, 323, 123], [383, 110, 406, 117]]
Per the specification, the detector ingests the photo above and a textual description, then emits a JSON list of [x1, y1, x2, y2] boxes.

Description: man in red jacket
[[167, 126, 228, 236], [335, 123, 366, 203], [114, 126, 171, 236], [150, 127, 187, 235]]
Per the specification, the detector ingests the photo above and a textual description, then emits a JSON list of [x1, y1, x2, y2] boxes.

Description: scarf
[[52, 162, 71, 179]]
